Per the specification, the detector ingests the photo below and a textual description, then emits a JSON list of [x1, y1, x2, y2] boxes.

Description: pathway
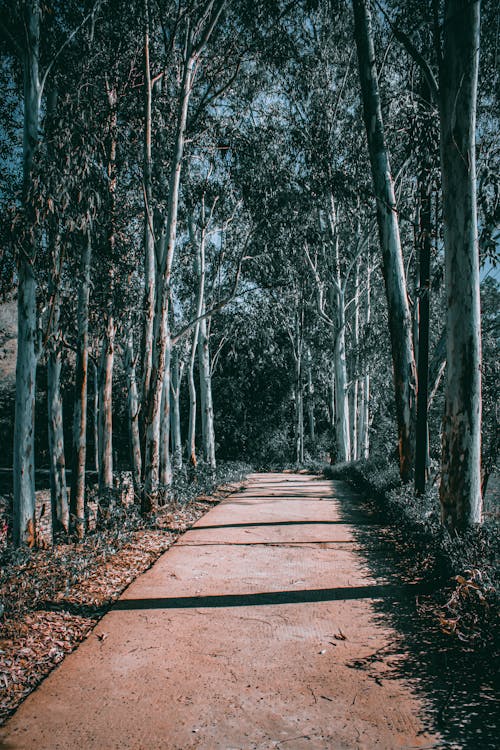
[[0, 473, 438, 749]]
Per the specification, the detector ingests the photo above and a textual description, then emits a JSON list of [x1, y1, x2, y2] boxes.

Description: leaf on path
[[333, 629, 346, 640]]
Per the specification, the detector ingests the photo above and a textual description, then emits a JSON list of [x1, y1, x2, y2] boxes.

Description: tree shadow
[[111, 581, 431, 611], [332, 479, 499, 750]]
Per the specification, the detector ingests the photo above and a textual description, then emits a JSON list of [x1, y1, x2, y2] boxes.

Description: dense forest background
[[0, 0, 498, 546]]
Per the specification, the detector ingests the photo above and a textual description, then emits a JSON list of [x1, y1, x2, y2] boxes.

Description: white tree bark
[[306, 347, 315, 441], [352, 0, 417, 481], [143, 54, 194, 505], [187, 325, 200, 466], [332, 205, 351, 463], [295, 309, 304, 465], [160, 341, 172, 489], [198, 314, 216, 469], [357, 253, 371, 460], [170, 348, 183, 470], [141, 2, 227, 504], [125, 328, 142, 488], [349, 255, 361, 461], [13, 0, 41, 546], [439, 0, 482, 530], [334, 289, 351, 463]]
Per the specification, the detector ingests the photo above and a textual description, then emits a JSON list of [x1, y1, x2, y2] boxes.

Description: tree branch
[[372, 0, 439, 103], [40, 1, 101, 98], [172, 225, 255, 345]]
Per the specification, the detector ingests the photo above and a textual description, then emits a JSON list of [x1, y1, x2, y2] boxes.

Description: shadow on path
[[112, 582, 431, 611], [333, 480, 498, 750]]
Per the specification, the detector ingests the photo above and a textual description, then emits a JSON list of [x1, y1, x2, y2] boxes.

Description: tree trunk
[[98, 82, 118, 492], [141, 0, 156, 424], [187, 326, 200, 466], [330, 366, 335, 428], [13, 0, 41, 546], [47, 232, 68, 534], [439, 0, 482, 530], [170, 348, 183, 470], [48, 339, 68, 534], [142, 3, 224, 501], [125, 329, 142, 488], [357, 253, 371, 459], [186, 211, 207, 467], [14, 260, 37, 546], [45, 89, 68, 536], [92, 359, 99, 473], [295, 346, 304, 465], [98, 320, 115, 490], [428, 330, 446, 408], [352, 0, 417, 481], [350, 255, 361, 461], [198, 316, 216, 469], [331, 216, 351, 463], [143, 56, 195, 505], [306, 348, 315, 441], [160, 342, 172, 489], [415, 160, 432, 495], [334, 290, 351, 462], [70, 231, 91, 539]]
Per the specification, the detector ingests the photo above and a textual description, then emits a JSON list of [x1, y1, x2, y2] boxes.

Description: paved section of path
[[0, 474, 438, 749]]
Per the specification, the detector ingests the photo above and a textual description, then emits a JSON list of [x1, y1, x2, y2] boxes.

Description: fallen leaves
[[0, 493, 229, 726], [0, 611, 93, 723], [437, 568, 496, 643]]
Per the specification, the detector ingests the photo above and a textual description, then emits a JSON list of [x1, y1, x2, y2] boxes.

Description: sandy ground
[[0, 473, 439, 749]]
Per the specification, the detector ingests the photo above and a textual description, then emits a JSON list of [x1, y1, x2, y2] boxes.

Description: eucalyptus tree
[[0, 0, 99, 544], [277, 3, 375, 465], [438, 0, 482, 529], [140, 0, 242, 508], [372, 0, 486, 527], [352, 0, 417, 482]]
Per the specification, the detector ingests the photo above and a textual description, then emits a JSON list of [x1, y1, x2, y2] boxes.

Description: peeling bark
[[439, 0, 482, 530]]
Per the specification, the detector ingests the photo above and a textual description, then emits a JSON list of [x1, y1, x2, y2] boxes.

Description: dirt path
[[0, 473, 439, 749]]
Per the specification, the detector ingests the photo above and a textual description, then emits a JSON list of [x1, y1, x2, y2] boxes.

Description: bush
[[326, 456, 499, 645]]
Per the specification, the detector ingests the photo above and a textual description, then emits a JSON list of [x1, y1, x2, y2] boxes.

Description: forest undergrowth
[[326, 459, 499, 650], [0, 461, 250, 724]]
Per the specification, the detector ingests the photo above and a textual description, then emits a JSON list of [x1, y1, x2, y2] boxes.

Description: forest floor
[[0, 479, 246, 727], [2, 472, 494, 749]]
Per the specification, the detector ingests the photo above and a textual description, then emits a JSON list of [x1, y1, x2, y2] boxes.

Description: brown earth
[[0, 473, 440, 749]]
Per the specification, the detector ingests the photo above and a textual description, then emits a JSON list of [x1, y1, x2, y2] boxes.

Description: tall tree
[[12, 0, 41, 545], [352, 0, 417, 481], [438, 0, 482, 529]]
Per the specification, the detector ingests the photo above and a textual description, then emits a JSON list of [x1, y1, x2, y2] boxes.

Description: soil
[[0, 473, 442, 749]]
